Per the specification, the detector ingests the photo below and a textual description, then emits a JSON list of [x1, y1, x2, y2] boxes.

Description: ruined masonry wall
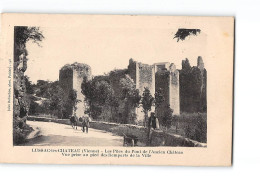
[[59, 63, 92, 118], [59, 69, 73, 95], [130, 61, 155, 122], [73, 70, 85, 117], [59, 69, 74, 116], [169, 70, 180, 115]]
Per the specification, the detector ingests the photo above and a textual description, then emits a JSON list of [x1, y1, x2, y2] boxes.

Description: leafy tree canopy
[[120, 75, 141, 107], [141, 87, 154, 112], [174, 28, 201, 42], [154, 88, 165, 109], [14, 26, 44, 46]]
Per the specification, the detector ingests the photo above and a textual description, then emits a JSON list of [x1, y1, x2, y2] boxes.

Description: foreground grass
[[161, 113, 207, 143]]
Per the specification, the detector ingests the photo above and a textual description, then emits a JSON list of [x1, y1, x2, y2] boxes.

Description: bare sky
[[25, 25, 207, 83]]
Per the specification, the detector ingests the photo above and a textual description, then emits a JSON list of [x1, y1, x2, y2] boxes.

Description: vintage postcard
[[0, 14, 234, 166]]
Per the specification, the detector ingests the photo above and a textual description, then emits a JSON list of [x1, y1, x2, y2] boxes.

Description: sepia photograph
[[13, 26, 207, 147]]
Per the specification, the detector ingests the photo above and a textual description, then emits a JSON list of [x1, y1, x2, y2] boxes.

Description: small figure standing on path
[[70, 115, 77, 129]]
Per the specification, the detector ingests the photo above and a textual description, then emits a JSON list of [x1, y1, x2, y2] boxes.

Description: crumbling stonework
[[128, 59, 155, 122], [169, 64, 180, 115], [59, 62, 92, 118]]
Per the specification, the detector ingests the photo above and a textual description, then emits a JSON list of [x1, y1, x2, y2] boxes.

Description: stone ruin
[[128, 59, 180, 122], [59, 62, 92, 118], [59, 57, 207, 122]]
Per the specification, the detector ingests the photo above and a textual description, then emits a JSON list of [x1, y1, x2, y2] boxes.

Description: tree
[[109, 96, 119, 122], [24, 76, 34, 94], [35, 80, 50, 97], [81, 77, 118, 120], [68, 89, 81, 115], [14, 27, 44, 63], [120, 75, 141, 124], [14, 27, 44, 46], [81, 78, 92, 118], [141, 87, 154, 127], [95, 81, 114, 105], [154, 88, 165, 113], [81, 77, 101, 119], [95, 80, 118, 121], [41, 100, 51, 115], [161, 105, 173, 130], [194, 113, 207, 142], [173, 28, 201, 42], [49, 85, 67, 118]]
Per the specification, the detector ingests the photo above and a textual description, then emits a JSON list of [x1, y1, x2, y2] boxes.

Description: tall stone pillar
[[59, 62, 92, 118]]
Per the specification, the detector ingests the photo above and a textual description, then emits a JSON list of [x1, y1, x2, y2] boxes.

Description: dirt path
[[24, 121, 123, 146]]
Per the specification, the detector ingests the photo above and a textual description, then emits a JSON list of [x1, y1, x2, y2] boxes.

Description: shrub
[[13, 118, 33, 145], [161, 105, 173, 129], [165, 112, 207, 143]]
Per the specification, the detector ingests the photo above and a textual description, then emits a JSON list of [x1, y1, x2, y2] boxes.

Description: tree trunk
[[146, 126, 152, 146]]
